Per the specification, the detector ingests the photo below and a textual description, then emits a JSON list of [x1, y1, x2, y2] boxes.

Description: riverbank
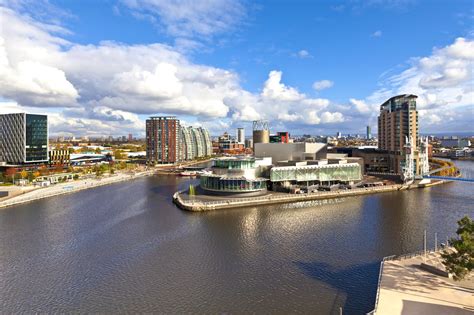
[[371, 250, 473, 315], [173, 180, 452, 211], [0, 170, 154, 209]]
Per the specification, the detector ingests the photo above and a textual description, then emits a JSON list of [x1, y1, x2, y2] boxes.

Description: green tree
[[441, 216, 474, 281]]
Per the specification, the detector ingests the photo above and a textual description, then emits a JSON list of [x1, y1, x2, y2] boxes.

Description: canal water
[[0, 161, 473, 314]]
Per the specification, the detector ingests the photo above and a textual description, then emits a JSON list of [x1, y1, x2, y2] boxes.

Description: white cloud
[[296, 49, 312, 58], [312, 79, 334, 91], [346, 37, 474, 133], [349, 98, 371, 114], [0, 7, 347, 136], [371, 30, 382, 37], [120, 0, 246, 39], [262, 70, 304, 102]]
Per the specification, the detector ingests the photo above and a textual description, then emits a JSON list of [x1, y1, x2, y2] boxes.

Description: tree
[[441, 216, 474, 281], [20, 170, 28, 179]]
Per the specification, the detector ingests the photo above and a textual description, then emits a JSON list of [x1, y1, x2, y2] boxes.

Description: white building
[[254, 142, 327, 163]]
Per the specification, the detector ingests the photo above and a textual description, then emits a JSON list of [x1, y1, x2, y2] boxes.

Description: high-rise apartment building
[[366, 126, 371, 140], [147, 118, 212, 164], [237, 128, 245, 144], [0, 113, 48, 164], [146, 116, 180, 164], [378, 94, 418, 153], [377, 94, 424, 179]]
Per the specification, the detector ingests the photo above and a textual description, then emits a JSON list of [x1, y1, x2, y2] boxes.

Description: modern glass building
[[200, 157, 271, 195], [270, 163, 362, 183], [0, 113, 48, 164], [180, 126, 213, 161]]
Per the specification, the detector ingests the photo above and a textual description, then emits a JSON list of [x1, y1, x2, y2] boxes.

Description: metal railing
[[175, 185, 402, 209], [367, 247, 447, 315]]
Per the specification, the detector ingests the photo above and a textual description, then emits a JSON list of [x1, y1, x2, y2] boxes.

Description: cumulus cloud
[[312, 79, 334, 91], [347, 37, 474, 132], [0, 6, 347, 136]]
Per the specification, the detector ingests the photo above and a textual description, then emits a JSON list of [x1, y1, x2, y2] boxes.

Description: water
[[0, 161, 473, 314]]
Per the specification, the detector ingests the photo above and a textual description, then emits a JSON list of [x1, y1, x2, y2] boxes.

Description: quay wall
[[173, 180, 451, 211], [0, 171, 154, 209], [174, 184, 406, 211]]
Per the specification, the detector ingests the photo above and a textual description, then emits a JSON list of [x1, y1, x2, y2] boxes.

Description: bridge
[[422, 176, 474, 183]]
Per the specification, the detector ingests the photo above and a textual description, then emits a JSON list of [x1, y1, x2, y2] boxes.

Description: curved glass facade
[[213, 159, 256, 169], [200, 175, 267, 193]]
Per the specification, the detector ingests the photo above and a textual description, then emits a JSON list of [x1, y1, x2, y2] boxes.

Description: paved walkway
[[0, 171, 153, 209], [375, 251, 474, 314]]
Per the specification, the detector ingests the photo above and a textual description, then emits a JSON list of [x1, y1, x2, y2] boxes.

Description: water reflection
[[0, 161, 473, 314]]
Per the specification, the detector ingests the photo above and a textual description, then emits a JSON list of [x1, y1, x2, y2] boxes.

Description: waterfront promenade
[[174, 184, 404, 211], [0, 171, 153, 209], [372, 251, 474, 314]]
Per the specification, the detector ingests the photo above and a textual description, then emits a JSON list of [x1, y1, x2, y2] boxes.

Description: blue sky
[[0, 0, 473, 136]]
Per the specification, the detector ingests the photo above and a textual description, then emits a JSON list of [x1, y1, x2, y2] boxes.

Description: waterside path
[[173, 180, 447, 211]]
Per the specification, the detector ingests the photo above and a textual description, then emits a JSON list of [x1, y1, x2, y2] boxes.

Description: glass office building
[[25, 114, 48, 162], [0, 113, 48, 164]]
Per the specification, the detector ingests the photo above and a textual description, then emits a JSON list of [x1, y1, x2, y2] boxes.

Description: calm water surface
[[1, 161, 473, 314]]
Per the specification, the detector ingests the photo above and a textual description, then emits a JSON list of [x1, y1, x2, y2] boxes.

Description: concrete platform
[[374, 251, 474, 315]]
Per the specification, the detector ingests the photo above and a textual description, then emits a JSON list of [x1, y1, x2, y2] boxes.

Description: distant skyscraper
[[366, 126, 371, 139], [237, 127, 245, 144], [0, 113, 48, 164], [336, 131, 342, 139], [146, 116, 180, 164], [378, 94, 418, 153], [128, 133, 133, 142]]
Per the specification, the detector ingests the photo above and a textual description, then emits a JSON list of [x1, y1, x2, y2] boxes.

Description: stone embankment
[[174, 184, 407, 211]]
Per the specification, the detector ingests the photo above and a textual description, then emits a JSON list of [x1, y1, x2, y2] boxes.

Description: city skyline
[[0, 0, 473, 137]]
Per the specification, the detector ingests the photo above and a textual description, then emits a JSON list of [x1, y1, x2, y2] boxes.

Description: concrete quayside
[[173, 180, 447, 211]]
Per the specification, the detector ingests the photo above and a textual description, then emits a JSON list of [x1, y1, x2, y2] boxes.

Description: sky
[[0, 0, 473, 137]]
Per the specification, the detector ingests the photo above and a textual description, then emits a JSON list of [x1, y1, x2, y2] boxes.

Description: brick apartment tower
[[146, 116, 180, 164], [378, 94, 418, 153], [378, 94, 419, 174]]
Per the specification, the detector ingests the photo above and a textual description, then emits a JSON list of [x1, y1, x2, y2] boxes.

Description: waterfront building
[[377, 94, 429, 179], [270, 162, 362, 187], [181, 126, 195, 160], [146, 116, 180, 164], [236, 128, 245, 144], [254, 142, 327, 163], [378, 94, 418, 153], [200, 157, 272, 195], [0, 113, 48, 165], [180, 126, 213, 161]]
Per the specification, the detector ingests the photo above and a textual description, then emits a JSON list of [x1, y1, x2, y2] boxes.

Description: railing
[[367, 247, 446, 315], [175, 185, 402, 210]]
